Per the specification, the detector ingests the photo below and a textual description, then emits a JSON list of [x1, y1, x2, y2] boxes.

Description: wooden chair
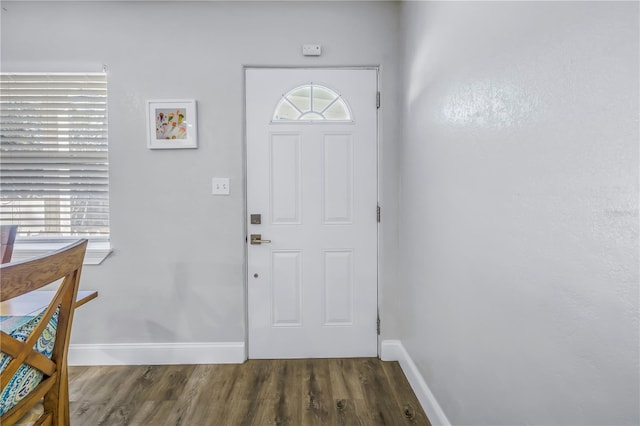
[[1, 225, 18, 264], [0, 239, 87, 426]]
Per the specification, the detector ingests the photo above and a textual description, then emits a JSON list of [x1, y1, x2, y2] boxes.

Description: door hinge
[[377, 315, 381, 335], [376, 91, 381, 109], [377, 204, 381, 223]]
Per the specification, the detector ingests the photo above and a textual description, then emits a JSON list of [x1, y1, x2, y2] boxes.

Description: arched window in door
[[273, 83, 352, 122]]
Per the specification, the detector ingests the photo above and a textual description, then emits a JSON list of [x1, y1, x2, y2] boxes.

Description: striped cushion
[[0, 309, 58, 416]]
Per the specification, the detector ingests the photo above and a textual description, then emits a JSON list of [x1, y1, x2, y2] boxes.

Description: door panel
[[323, 134, 353, 224], [271, 250, 302, 326], [323, 249, 354, 325], [270, 133, 301, 224], [246, 68, 378, 359]]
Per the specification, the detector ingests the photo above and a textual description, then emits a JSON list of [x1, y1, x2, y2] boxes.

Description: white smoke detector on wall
[[302, 44, 322, 56]]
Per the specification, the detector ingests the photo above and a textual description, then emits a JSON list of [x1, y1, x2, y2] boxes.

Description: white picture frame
[[147, 99, 198, 149]]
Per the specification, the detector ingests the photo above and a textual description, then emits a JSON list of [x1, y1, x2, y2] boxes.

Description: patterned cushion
[[0, 308, 59, 416]]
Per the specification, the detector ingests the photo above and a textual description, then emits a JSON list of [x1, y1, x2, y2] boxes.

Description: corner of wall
[[381, 340, 451, 426]]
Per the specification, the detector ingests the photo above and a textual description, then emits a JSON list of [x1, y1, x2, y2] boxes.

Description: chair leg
[[61, 368, 70, 426]]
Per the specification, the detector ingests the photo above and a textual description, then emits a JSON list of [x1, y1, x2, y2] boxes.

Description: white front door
[[246, 68, 378, 359]]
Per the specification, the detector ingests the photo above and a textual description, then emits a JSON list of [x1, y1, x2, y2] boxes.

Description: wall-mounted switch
[[212, 178, 230, 195]]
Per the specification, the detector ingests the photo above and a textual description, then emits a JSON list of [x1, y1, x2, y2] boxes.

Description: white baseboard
[[381, 340, 451, 426], [68, 342, 246, 366]]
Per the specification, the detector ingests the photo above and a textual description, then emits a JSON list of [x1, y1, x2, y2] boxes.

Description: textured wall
[[1, 1, 401, 347], [397, 1, 639, 424], [3, 1, 638, 422]]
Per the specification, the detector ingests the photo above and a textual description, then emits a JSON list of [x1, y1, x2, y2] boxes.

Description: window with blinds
[[0, 73, 109, 239]]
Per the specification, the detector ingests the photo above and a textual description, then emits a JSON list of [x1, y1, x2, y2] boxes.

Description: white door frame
[[242, 66, 380, 359]]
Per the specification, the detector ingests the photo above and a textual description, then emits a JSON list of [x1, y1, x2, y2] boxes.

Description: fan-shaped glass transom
[[273, 84, 352, 122]]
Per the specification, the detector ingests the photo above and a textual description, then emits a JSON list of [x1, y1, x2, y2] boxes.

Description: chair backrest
[[0, 239, 87, 426], [0, 225, 18, 264]]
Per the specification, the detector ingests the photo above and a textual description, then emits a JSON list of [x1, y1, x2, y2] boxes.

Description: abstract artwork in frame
[[147, 99, 198, 149]]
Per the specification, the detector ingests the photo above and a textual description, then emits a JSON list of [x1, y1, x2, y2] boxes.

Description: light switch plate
[[212, 178, 230, 195]]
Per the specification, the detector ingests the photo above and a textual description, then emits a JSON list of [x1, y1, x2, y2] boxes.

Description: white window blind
[[0, 73, 109, 239]]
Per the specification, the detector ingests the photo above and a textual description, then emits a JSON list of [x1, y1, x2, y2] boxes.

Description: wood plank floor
[[69, 358, 430, 426]]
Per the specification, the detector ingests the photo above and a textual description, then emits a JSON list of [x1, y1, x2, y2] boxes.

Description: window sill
[[11, 239, 112, 265]]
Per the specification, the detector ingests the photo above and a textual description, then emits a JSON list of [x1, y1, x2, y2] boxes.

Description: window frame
[[0, 72, 112, 265], [271, 83, 354, 123]]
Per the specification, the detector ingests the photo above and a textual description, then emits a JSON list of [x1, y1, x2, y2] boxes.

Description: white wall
[[1, 1, 401, 351], [3, 1, 638, 423], [397, 1, 639, 425]]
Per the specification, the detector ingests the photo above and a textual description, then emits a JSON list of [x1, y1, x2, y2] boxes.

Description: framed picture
[[147, 99, 198, 149]]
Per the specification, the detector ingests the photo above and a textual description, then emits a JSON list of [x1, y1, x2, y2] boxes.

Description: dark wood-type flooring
[[69, 358, 431, 426]]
